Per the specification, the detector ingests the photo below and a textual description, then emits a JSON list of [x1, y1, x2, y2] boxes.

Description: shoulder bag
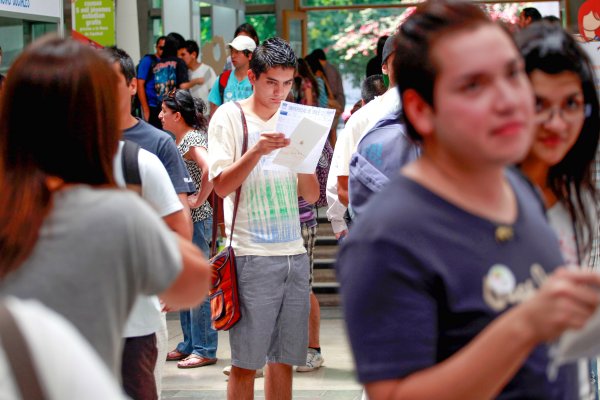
[[208, 101, 248, 331]]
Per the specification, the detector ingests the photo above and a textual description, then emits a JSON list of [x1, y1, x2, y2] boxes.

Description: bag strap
[[121, 140, 142, 185], [0, 302, 46, 400], [210, 101, 248, 256], [218, 70, 232, 104]]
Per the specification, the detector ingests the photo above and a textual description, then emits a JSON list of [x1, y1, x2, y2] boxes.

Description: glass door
[[283, 10, 307, 57]]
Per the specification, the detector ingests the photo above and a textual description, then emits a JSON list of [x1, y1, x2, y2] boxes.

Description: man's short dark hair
[[361, 74, 387, 104], [250, 37, 297, 79], [167, 32, 185, 49], [234, 23, 260, 45], [182, 40, 200, 56], [394, 0, 495, 142], [521, 7, 542, 22], [103, 46, 136, 84], [542, 15, 561, 24], [376, 35, 389, 57], [155, 36, 167, 46]]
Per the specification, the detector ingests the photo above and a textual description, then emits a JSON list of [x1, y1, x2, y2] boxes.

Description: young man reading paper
[[208, 37, 319, 400]]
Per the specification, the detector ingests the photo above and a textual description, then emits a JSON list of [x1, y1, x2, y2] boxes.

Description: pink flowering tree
[[314, 4, 521, 87]]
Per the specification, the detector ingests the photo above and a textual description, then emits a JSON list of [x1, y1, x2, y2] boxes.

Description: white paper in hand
[[548, 301, 600, 379], [272, 117, 329, 172]]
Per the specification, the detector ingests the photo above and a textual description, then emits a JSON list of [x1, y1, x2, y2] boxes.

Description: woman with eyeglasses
[[517, 21, 600, 399], [159, 89, 218, 369]]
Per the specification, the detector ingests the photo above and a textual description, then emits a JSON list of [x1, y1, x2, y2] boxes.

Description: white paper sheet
[[549, 303, 600, 376], [263, 101, 336, 173]]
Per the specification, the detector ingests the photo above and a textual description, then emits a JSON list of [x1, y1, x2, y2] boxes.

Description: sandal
[[177, 354, 218, 369], [166, 349, 189, 361]]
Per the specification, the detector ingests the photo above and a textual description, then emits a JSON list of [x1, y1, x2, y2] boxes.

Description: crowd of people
[[1, 3, 600, 399]]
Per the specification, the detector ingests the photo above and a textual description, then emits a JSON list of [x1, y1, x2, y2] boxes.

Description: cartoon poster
[[576, 0, 600, 92], [579, 0, 600, 41]]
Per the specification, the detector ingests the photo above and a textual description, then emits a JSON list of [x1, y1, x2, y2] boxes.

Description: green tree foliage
[[308, 8, 407, 86], [308, 4, 520, 87], [247, 14, 277, 42]]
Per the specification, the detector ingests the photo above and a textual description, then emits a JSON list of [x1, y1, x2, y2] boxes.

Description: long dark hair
[[295, 58, 320, 100], [163, 88, 208, 132], [0, 34, 119, 276], [517, 21, 600, 261]]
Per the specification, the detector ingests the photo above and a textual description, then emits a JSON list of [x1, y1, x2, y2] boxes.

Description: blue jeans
[[176, 217, 218, 358]]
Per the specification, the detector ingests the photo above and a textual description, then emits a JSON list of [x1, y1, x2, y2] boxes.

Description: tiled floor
[[161, 307, 363, 399]]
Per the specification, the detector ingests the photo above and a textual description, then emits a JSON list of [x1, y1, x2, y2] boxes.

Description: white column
[[212, 5, 237, 43], [163, 0, 192, 40], [191, 0, 201, 43], [116, 0, 141, 63]]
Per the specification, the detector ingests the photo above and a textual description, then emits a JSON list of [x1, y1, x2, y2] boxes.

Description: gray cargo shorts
[[229, 254, 310, 370]]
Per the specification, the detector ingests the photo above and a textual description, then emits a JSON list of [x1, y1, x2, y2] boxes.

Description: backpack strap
[[138, 54, 158, 78], [121, 140, 142, 186], [0, 302, 47, 400], [218, 70, 233, 104]]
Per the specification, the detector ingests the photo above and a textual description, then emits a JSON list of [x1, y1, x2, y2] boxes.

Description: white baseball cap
[[228, 35, 257, 52]]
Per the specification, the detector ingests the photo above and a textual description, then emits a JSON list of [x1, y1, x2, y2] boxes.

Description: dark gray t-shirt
[[124, 118, 195, 194], [337, 169, 577, 399], [0, 186, 181, 375]]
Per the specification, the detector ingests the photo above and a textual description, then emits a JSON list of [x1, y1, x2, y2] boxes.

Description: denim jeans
[[176, 217, 218, 358]]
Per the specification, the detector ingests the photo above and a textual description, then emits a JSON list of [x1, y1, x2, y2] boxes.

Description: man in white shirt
[[208, 37, 319, 400], [178, 40, 217, 116], [326, 35, 400, 238]]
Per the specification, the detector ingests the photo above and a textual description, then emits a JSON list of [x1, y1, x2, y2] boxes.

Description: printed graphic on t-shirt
[[483, 263, 547, 311], [241, 140, 301, 243], [244, 170, 300, 244], [154, 61, 178, 102], [223, 82, 253, 103]]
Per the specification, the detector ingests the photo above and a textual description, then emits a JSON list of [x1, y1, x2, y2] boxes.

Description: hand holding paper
[[547, 268, 600, 373], [255, 132, 290, 156], [262, 101, 336, 173], [272, 117, 330, 172]]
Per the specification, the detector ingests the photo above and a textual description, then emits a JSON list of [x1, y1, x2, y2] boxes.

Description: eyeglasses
[[534, 97, 587, 125]]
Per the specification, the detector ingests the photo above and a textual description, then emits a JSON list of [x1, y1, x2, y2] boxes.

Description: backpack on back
[[348, 112, 420, 218], [218, 70, 232, 104], [132, 54, 159, 118]]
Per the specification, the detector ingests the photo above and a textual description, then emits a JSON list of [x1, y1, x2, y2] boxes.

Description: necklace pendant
[[495, 225, 514, 242]]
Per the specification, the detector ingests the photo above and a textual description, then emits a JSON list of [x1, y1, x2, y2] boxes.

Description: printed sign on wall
[[0, 0, 61, 18], [71, 0, 115, 48]]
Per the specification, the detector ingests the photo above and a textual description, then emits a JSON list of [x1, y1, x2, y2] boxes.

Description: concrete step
[[314, 258, 337, 269], [313, 267, 337, 282], [314, 245, 339, 260], [312, 210, 340, 306], [315, 236, 338, 247], [316, 222, 334, 237]]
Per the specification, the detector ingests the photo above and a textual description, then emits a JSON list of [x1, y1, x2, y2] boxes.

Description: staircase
[[312, 208, 341, 307]]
